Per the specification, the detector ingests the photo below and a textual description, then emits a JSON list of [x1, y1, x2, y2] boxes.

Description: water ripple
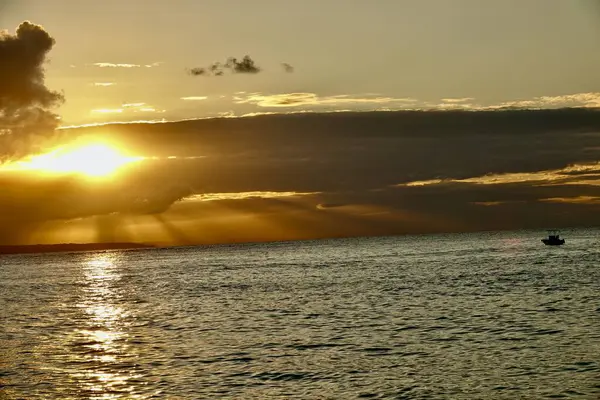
[[1, 230, 600, 398]]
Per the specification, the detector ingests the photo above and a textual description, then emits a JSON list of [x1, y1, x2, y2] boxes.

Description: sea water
[[1, 229, 599, 399]]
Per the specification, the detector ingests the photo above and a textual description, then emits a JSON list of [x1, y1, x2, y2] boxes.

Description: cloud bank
[[231, 92, 600, 113], [3, 108, 600, 245], [235, 93, 416, 108]]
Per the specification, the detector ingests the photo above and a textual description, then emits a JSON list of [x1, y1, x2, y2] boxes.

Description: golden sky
[[1, 1, 600, 247], [1, 0, 599, 126]]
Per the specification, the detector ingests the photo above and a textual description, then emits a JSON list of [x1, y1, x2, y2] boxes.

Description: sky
[[1, 0, 600, 125], [1, 1, 600, 247]]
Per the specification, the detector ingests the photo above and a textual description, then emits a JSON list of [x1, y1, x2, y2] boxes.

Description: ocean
[[1, 229, 599, 399]]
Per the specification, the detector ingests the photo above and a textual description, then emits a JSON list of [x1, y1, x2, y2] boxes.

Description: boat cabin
[[542, 230, 565, 246]]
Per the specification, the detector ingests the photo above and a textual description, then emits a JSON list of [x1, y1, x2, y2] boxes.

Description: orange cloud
[[539, 196, 600, 204], [482, 93, 600, 110], [399, 162, 600, 187], [185, 191, 318, 202], [236, 92, 417, 108]]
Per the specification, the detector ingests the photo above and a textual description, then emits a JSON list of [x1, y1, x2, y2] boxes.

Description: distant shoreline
[[0, 243, 155, 255], [0, 225, 594, 255]]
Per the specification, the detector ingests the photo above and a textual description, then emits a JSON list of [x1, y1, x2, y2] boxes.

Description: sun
[[2, 142, 143, 178]]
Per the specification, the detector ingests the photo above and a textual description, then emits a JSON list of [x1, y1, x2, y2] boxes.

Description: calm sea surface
[[1, 230, 600, 399]]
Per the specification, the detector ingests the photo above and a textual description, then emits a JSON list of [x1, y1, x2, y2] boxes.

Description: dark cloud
[[226, 56, 260, 74], [189, 67, 207, 76], [188, 55, 261, 77], [0, 21, 64, 161], [282, 63, 294, 73], [0, 167, 193, 244], [66, 109, 600, 187], [3, 108, 600, 245]]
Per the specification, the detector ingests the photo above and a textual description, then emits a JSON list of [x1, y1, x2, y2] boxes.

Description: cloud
[[390, 93, 600, 112], [90, 62, 162, 68], [0, 21, 64, 160], [282, 63, 294, 73], [189, 67, 208, 76], [93, 82, 115, 87], [441, 98, 475, 103], [91, 109, 123, 114], [471, 201, 520, 206], [3, 108, 600, 245], [180, 96, 207, 101], [90, 102, 165, 116], [399, 162, 600, 187], [539, 196, 600, 204], [59, 119, 170, 129], [185, 191, 317, 202], [316, 203, 346, 210], [181, 91, 599, 115], [232, 91, 600, 114], [403, 179, 445, 187], [235, 92, 417, 108], [188, 55, 261, 77], [226, 56, 260, 74], [478, 93, 600, 110], [0, 169, 194, 243]]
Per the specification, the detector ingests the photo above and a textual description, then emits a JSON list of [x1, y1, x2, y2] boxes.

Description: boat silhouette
[[542, 230, 565, 246]]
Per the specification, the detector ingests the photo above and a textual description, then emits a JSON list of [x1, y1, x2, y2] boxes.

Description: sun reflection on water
[[73, 253, 142, 398]]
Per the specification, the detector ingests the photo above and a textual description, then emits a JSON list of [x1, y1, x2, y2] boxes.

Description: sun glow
[[1, 142, 143, 178]]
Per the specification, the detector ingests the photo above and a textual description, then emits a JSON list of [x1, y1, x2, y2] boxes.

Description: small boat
[[542, 230, 565, 246]]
